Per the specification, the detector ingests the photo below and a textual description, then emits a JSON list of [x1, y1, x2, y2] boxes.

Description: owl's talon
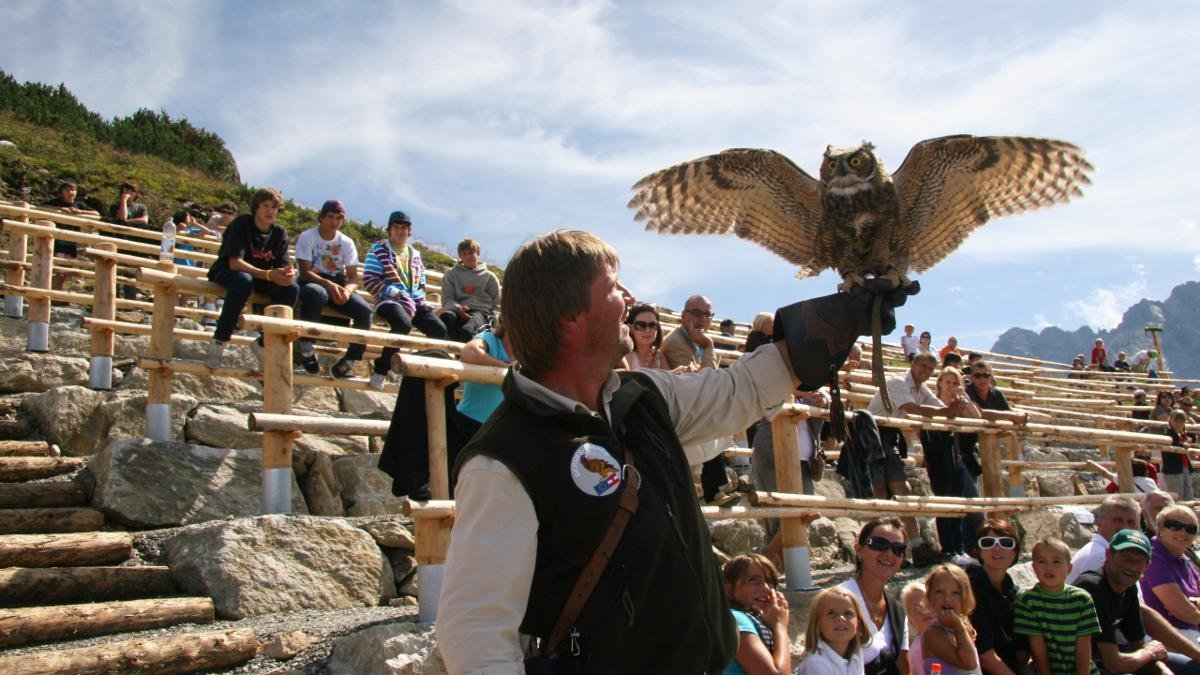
[[837, 272, 866, 292]]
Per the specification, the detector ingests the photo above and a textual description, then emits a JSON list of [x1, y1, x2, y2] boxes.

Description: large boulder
[[185, 402, 367, 456], [0, 353, 89, 393], [22, 385, 107, 447], [67, 391, 199, 456], [1013, 507, 1090, 552], [361, 518, 416, 551], [327, 622, 445, 675], [164, 514, 394, 619], [335, 454, 407, 516], [293, 384, 342, 413], [340, 388, 395, 418], [709, 519, 765, 556], [1029, 470, 1076, 498], [91, 438, 306, 528], [167, 372, 261, 402]]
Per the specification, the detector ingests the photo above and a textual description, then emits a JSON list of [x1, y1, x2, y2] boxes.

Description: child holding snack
[[921, 565, 981, 675], [723, 554, 791, 675]]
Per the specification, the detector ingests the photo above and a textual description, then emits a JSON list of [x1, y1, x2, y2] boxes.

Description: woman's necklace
[[869, 595, 886, 627]]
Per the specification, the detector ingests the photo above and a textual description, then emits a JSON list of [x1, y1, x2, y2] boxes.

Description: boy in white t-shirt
[[294, 200, 373, 378], [900, 324, 919, 362]]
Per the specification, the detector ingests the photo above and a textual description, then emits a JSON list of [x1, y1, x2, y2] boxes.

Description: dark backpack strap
[[540, 450, 641, 656]]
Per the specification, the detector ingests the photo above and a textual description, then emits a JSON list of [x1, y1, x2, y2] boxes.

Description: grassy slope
[[0, 111, 467, 273]]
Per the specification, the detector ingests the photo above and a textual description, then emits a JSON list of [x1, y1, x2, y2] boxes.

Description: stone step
[[0, 507, 105, 534], [0, 440, 59, 457], [0, 456, 84, 482], [0, 481, 88, 509], [0, 565, 175, 607], [0, 532, 132, 567], [0, 596, 215, 649]]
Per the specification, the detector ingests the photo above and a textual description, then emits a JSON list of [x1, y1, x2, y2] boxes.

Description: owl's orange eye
[[849, 156, 863, 168], [827, 160, 836, 169]]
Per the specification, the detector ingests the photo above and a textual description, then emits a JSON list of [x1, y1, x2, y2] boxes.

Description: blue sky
[[3, 1, 1199, 351]]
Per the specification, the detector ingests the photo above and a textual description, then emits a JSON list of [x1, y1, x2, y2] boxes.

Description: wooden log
[[0, 456, 84, 481], [0, 481, 87, 509], [27, 220, 54, 329], [0, 627, 258, 675], [0, 439, 58, 456], [0, 596, 215, 649], [426, 379, 450, 499], [751, 491, 975, 515], [261, 305, 295, 479], [243, 312, 463, 354], [145, 266, 178, 417], [2, 218, 215, 265], [0, 565, 175, 606], [1115, 444, 1135, 493], [414, 515, 454, 566], [0, 532, 132, 567], [771, 410, 810, 550], [83, 246, 207, 278], [90, 242, 117, 361], [0, 282, 217, 320], [3, 202, 27, 316], [0, 507, 105, 534], [404, 499, 456, 518], [979, 433, 1004, 498], [248, 412, 389, 436], [140, 357, 402, 392], [399, 353, 504, 385]]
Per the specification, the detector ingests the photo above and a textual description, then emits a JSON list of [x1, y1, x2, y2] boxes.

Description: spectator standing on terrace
[[922, 366, 984, 565], [109, 181, 150, 300], [204, 188, 298, 369], [42, 178, 99, 290], [1162, 410, 1193, 500], [965, 360, 1029, 426], [438, 238, 500, 342], [437, 229, 842, 672], [939, 336, 961, 362], [362, 210, 447, 389], [663, 294, 731, 502], [866, 352, 966, 567], [294, 199, 372, 378], [900, 324, 919, 362]]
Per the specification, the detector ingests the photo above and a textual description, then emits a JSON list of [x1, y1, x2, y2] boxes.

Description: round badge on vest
[[570, 442, 622, 497]]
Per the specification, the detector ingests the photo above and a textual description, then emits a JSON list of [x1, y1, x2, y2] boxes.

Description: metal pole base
[[417, 563, 444, 624], [3, 295, 22, 319], [783, 546, 815, 591], [262, 467, 293, 514], [27, 321, 49, 352], [89, 356, 113, 390], [145, 403, 172, 442]]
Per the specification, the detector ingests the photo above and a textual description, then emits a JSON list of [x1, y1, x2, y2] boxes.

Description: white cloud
[[1064, 280, 1147, 330], [1033, 314, 1052, 331]]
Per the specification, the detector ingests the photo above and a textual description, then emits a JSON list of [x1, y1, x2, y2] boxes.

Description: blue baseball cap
[[388, 210, 412, 226]]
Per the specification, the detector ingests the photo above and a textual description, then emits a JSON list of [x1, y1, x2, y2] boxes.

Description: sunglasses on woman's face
[[978, 536, 1017, 550], [1161, 519, 1199, 535], [631, 320, 658, 331], [863, 536, 907, 556]]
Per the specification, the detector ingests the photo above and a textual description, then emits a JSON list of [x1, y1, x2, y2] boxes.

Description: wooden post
[[413, 514, 454, 623], [3, 202, 28, 318], [26, 220, 54, 351], [1004, 432, 1023, 497], [978, 432, 1004, 500], [262, 304, 295, 514], [426, 380, 450, 499], [771, 411, 813, 590], [89, 242, 117, 389], [145, 264, 178, 441], [1114, 444, 1135, 493]]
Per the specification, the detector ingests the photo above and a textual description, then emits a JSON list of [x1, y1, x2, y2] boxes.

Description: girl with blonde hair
[[797, 586, 872, 674], [920, 564, 980, 675]]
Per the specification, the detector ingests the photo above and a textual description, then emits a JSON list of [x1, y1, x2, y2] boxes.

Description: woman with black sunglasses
[[966, 519, 1030, 675], [621, 303, 667, 371], [1153, 390, 1176, 423], [839, 518, 909, 675], [1141, 505, 1200, 640]]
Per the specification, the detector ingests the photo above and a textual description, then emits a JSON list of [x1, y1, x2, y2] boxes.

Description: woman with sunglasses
[[621, 303, 667, 370], [839, 518, 910, 675], [1141, 505, 1200, 640], [921, 367, 984, 565], [966, 519, 1030, 675]]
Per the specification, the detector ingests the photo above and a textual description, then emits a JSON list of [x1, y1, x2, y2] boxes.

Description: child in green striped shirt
[[1014, 536, 1100, 675]]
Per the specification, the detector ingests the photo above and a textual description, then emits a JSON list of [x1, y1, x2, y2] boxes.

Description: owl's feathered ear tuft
[[824, 145, 835, 157], [861, 141, 875, 152]]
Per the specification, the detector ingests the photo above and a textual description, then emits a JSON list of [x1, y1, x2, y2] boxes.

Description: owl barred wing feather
[[893, 135, 1093, 273], [628, 149, 830, 277]]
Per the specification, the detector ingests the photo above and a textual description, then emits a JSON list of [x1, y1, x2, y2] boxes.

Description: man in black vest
[[436, 230, 905, 672]]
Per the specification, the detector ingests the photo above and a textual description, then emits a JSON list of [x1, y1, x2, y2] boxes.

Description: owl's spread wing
[[628, 149, 828, 275], [892, 135, 1093, 273]]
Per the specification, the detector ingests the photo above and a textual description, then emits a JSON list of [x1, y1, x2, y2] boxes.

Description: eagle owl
[[628, 135, 1093, 289]]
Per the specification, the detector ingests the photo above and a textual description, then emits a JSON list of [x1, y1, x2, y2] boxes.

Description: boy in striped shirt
[[1015, 536, 1101, 674]]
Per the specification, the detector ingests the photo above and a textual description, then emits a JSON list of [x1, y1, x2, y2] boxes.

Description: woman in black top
[[967, 519, 1029, 674]]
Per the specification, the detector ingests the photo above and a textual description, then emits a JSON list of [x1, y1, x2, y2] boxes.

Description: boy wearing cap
[[294, 200, 372, 377], [362, 211, 447, 388], [439, 238, 500, 342], [1074, 529, 1177, 675], [204, 188, 299, 369]]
